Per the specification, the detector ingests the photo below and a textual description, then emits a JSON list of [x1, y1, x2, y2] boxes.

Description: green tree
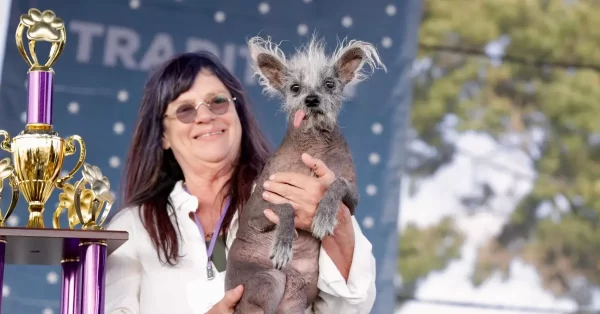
[[397, 217, 465, 298], [399, 0, 600, 307]]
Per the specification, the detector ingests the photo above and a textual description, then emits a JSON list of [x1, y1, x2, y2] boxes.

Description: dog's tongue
[[293, 109, 306, 128]]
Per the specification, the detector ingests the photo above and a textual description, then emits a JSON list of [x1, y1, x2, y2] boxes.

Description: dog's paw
[[311, 202, 338, 240], [270, 230, 294, 269]]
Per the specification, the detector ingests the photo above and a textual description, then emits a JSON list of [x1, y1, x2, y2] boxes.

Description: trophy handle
[[73, 178, 111, 230], [15, 22, 33, 67], [0, 130, 12, 153], [44, 34, 66, 69], [73, 178, 88, 227], [28, 37, 65, 70], [52, 200, 66, 229], [56, 135, 86, 189], [95, 199, 113, 227], [0, 175, 19, 227]]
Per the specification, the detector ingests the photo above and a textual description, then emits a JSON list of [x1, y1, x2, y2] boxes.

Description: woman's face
[[162, 69, 242, 172]]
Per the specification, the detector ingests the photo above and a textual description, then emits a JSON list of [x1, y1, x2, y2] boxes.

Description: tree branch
[[419, 43, 600, 72]]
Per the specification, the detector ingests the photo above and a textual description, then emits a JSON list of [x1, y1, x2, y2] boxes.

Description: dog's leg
[[342, 178, 359, 214], [311, 177, 359, 239], [248, 196, 277, 233], [276, 268, 310, 314], [269, 203, 296, 269], [249, 214, 277, 233], [234, 269, 286, 314]]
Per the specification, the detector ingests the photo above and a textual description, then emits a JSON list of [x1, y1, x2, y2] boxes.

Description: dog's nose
[[305, 95, 320, 107]]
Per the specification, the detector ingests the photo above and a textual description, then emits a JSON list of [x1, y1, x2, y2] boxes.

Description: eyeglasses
[[164, 95, 236, 124]]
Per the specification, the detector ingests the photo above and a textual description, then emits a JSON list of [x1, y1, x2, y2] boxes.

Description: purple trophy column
[[60, 238, 80, 314], [0, 237, 5, 314], [79, 241, 107, 314], [27, 71, 53, 125]]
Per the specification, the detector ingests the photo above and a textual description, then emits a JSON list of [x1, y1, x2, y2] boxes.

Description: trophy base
[[81, 223, 104, 231], [15, 123, 58, 138], [23, 123, 55, 134], [0, 227, 128, 314], [0, 227, 127, 265], [25, 213, 45, 228], [26, 206, 46, 229]]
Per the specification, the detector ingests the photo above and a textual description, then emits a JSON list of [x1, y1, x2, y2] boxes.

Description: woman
[[104, 51, 376, 314]]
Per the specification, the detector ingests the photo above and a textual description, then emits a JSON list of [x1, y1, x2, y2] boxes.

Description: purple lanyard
[[184, 185, 230, 280]]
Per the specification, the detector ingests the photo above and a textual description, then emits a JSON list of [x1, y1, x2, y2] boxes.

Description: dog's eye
[[325, 80, 335, 89], [290, 84, 301, 93]]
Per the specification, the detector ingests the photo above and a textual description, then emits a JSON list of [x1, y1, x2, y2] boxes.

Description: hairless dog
[[225, 35, 386, 314]]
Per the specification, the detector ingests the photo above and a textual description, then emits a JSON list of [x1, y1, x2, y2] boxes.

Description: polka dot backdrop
[[0, 0, 421, 313]]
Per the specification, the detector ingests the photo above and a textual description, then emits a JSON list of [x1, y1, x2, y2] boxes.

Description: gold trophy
[[53, 163, 114, 230], [0, 10, 125, 314], [0, 8, 114, 230]]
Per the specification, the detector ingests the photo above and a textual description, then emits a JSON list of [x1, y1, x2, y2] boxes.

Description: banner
[[0, 0, 421, 313]]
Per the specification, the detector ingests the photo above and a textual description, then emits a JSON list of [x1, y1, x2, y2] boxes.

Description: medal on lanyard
[[206, 264, 214, 280], [192, 197, 230, 280]]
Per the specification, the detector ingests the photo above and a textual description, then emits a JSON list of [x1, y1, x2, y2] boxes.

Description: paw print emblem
[[20, 8, 64, 42]]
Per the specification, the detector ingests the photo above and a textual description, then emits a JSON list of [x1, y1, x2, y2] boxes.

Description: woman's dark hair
[[121, 51, 271, 265]]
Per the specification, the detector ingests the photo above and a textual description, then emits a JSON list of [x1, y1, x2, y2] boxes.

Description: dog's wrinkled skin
[[225, 36, 385, 314]]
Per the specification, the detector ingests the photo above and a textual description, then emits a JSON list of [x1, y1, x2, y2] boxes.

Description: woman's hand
[[207, 285, 244, 314], [262, 153, 336, 231], [262, 153, 356, 280]]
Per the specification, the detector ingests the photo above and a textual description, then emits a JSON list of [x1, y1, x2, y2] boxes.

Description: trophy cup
[[0, 6, 85, 229], [0, 8, 128, 314]]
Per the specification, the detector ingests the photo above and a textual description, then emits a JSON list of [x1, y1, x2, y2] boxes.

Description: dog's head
[[248, 36, 386, 132]]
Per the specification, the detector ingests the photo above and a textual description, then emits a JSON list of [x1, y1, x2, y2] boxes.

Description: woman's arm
[[320, 204, 355, 281], [105, 209, 143, 314], [313, 209, 377, 314]]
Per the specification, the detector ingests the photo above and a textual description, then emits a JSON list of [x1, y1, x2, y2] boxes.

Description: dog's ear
[[332, 40, 387, 85], [248, 36, 288, 93]]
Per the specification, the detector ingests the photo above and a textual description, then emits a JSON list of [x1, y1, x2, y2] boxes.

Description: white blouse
[[104, 181, 376, 314]]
